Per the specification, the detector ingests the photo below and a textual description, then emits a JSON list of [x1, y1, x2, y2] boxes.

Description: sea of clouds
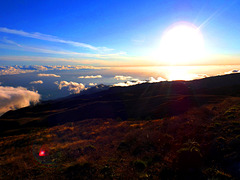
[[1, 65, 239, 116], [0, 65, 108, 76]]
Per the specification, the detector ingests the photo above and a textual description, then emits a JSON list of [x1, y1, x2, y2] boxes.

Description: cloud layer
[[113, 79, 147, 87], [55, 81, 85, 94], [30, 80, 43, 84], [38, 73, 61, 77], [149, 77, 166, 83], [0, 86, 40, 116], [114, 75, 132, 80], [78, 75, 102, 79], [113, 76, 166, 87], [0, 65, 109, 76]]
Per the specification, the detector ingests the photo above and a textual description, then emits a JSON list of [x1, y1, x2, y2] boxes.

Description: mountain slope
[[1, 73, 240, 179], [1, 96, 240, 179], [1, 73, 240, 135]]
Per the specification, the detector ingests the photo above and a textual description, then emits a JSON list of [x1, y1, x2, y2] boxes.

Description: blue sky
[[0, 0, 239, 66]]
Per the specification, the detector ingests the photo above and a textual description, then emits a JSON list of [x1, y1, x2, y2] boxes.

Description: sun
[[158, 22, 205, 65]]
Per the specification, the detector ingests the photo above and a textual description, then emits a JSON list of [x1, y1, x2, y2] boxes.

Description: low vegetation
[[1, 97, 240, 179]]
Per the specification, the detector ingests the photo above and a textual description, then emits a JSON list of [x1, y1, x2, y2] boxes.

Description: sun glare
[[158, 22, 205, 65], [166, 66, 202, 81]]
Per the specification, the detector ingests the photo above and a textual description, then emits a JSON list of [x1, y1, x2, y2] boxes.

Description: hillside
[[2, 73, 240, 136], [1, 73, 240, 179]]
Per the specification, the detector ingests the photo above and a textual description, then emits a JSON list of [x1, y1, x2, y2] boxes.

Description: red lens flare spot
[[39, 150, 46, 156]]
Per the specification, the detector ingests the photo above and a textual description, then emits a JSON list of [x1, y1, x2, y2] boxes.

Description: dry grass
[[1, 97, 240, 179]]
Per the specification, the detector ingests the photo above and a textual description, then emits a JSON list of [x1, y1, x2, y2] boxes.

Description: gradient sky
[[0, 0, 239, 66]]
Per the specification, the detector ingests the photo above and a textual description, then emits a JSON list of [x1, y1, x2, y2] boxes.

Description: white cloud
[[0, 27, 112, 52], [0, 86, 40, 116], [113, 77, 167, 87], [0, 40, 124, 59], [89, 83, 97, 86], [149, 77, 166, 83], [225, 69, 240, 74], [2, 37, 22, 47], [78, 75, 102, 79], [0, 66, 36, 75], [30, 80, 43, 84], [114, 75, 132, 80], [38, 73, 61, 77], [55, 81, 85, 94], [113, 79, 147, 87]]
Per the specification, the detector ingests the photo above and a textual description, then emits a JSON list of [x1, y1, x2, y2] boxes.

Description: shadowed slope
[[1, 73, 240, 135]]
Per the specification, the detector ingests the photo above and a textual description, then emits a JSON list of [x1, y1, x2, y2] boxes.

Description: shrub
[[203, 168, 232, 180], [133, 160, 147, 172], [208, 136, 227, 162], [176, 140, 203, 169], [83, 145, 96, 154]]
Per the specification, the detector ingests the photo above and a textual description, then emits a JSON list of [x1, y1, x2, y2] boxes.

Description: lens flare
[[39, 150, 46, 157]]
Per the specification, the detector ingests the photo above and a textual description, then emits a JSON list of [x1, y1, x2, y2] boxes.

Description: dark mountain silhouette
[[1, 73, 240, 136]]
